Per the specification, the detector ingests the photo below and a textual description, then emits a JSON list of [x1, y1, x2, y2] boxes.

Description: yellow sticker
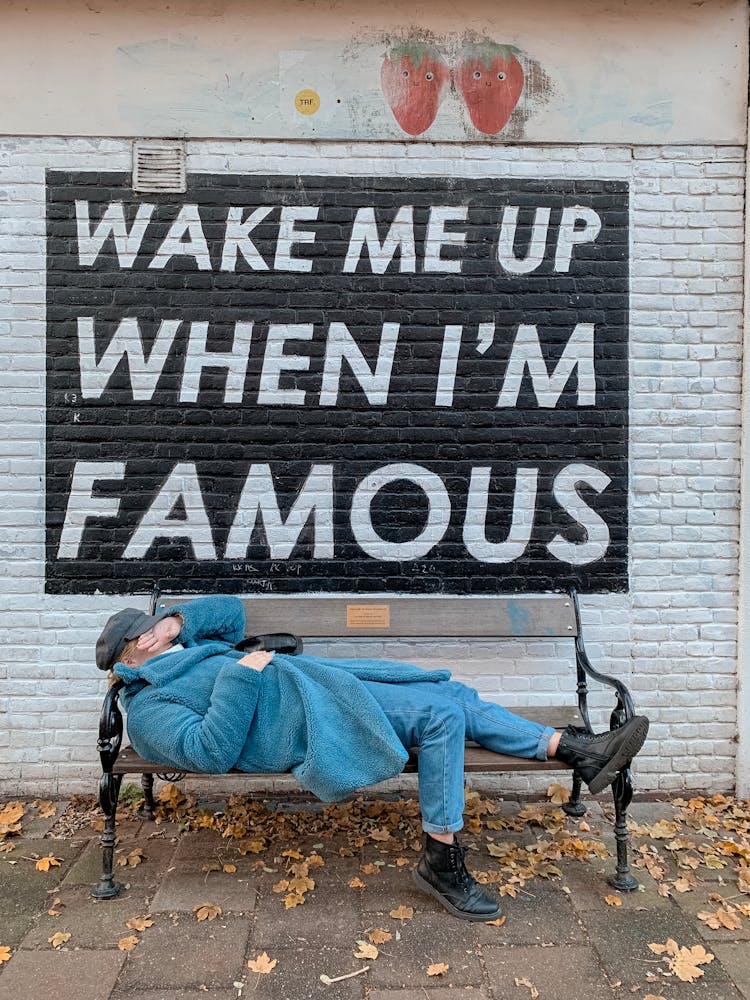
[[346, 605, 390, 629], [294, 89, 321, 116]]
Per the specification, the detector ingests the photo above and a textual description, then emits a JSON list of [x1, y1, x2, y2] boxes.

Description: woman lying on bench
[[96, 595, 649, 922]]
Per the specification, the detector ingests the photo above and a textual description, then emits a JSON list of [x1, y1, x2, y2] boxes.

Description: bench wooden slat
[[156, 595, 578, 639], [114, 742, 574, 777]]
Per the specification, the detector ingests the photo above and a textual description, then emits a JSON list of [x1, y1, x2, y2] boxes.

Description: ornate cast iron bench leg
[[562, 773, 587, 817], [608, 767, 638, 891], [91, 770, 123, 899], [141, 773, 156, 820]]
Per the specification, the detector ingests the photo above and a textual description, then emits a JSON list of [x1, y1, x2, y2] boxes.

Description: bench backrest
[[155, 594, 579, 641]]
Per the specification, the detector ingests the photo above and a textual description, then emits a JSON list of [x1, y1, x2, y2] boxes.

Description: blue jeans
[[364, 679, 556, 835]]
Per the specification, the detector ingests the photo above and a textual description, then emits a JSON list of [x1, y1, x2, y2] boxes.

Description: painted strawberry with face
[[381, 42, 450, 136], [455, 40, 524, 134]]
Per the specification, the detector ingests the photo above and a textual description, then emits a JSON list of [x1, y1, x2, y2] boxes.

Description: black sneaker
[[555, 716, 649, 795], [412, 835, 503, 922]]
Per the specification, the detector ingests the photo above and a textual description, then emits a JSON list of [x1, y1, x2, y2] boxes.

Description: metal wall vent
[[132, 141, 187, 194]]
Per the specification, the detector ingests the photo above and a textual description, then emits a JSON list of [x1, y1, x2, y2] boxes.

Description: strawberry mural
[[381, 41, 450, 136], [454, 40, 524, 134]]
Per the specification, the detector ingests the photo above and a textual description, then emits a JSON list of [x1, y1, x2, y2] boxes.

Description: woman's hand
[[136, 615, 182, 655], [237, 650, 273, 671]]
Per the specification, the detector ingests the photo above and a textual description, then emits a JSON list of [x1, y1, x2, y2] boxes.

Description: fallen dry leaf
[[348, 877, 365, 889], [389, 905, 414, 921], [427, 962, 449, 976], [395, 857, 409, 867], [0, 802, 24, 835], [643, 995, 669, 1000], [353, 940, 378, 960], [247, 952, 277, 974], [48, 932, 71, 949], [47, 898, 64, 916], [272, 879, 289, 893], [698, 907, 742, 931], [546, 782, 570, 805], [35, 856, 62, 872], [0, 946, 11, 964], [193, 903, 222, 922], [33, 800, 57, 819], [284, 891, 305, 909], [604, 894, 623, 907], [486, 916, 507, 926], [514, 976, 540, 998], [671, 944, 714, 983], [125, 915, 153, 932], [222, 863, 237, 874], [367, 928, 392, 945], [281, 849, 303, 860], [118, 935, 139, 952], [117, 848, 145, 868]]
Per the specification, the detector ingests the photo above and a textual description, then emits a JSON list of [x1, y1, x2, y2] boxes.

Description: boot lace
[[448, 843, 474, 891]]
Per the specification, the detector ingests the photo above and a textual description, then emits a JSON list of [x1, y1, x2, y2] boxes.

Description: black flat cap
[[95, 607, 169, 671]]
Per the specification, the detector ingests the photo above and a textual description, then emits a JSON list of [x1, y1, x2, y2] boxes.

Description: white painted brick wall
[[0, 139, 742, 796]]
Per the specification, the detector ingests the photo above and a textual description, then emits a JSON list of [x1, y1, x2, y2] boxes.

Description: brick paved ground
[[1, 795, 749, 1000]]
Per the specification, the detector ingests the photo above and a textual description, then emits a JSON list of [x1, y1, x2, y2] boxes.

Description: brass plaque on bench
[[347, 604, 390, 629]]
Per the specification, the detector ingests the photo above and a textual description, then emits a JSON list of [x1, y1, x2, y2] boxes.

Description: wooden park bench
[[92, 589, 642, 900]]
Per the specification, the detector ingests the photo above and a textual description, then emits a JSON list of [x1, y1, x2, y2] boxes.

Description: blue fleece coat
[[113, 596, 451, 802]]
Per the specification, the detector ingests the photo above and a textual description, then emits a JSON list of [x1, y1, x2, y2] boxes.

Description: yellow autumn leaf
[[288, 874, 315, 893], [670, 944, 714, 983], [34, 800, 57, 819], [247, 952, 277, 974], [306, 852, 325, 868], [281, 849, 303, 859], [361, 863, 379, 875], [0, 946, 11, 964], [353, 940, 378, 960], [193, 903, 222, 921], [604, 894, 623, 907], [395, 857, 409, 867], [283, 891, 305, 909], [367, 928, 392, 944], [237, 838, 266, 855], [697, 907, 742, 930], [546, 782, 570, 805], [47, 897, 64, 916], [117, 848, 145, 868], [486, 915, 507, 926], [370, 827, 391, 841], [272, 879, 289, 893], [48, 932, 71, 949], [348, 877, 366, 889], [35, 856, 62, 872], [389, 904, 414, 921], [0, 802, 24, 827], [222, 863, 237, 874], [125, 915, 153, 932], [427, 962, 449, 976], [118, 935, 139, 952]]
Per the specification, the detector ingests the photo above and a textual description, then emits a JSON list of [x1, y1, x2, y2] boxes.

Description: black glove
[[237, 632, 303, 655]]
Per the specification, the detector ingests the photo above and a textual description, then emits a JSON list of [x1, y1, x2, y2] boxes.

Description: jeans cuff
[[536, 726, 557, 761], [422, 820, 464, 834]]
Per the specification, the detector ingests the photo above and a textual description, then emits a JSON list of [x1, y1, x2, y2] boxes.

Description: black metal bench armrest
[[570, 588, 636, 731], [97, 678, 124, 772]]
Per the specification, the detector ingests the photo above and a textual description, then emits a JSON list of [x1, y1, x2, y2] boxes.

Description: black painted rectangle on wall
[[45, 171, 629, 595]]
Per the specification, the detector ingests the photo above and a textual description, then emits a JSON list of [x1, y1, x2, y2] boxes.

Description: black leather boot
[[555, 715, 649, 794], [413, 835, 503, 921]]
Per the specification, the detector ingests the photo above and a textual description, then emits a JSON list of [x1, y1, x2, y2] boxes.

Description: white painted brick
[[0, 138, 743, 797]]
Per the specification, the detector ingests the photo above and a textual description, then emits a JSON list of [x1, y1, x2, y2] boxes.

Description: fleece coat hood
[[113, 596, 452, 802]]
